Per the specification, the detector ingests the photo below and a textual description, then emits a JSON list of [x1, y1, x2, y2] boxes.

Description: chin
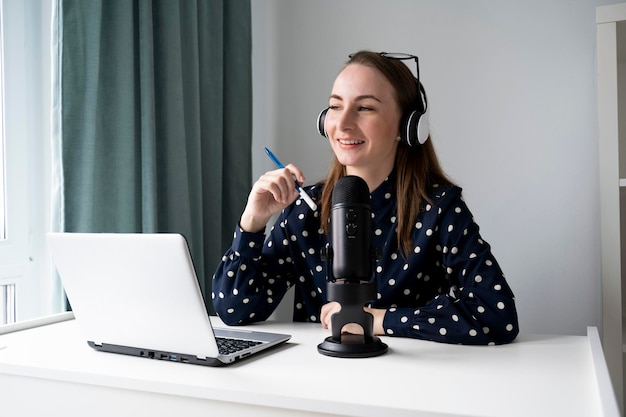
[[336, 157, 362, 168], [333, 149, 364, 166]]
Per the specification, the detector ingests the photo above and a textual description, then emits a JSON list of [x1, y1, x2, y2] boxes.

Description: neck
[[345, 166, 393, 192]]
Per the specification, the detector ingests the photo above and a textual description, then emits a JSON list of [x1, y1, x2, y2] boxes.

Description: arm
[[212, 220, 295, 325], [212, 165, 309, 325], [383, 190, 519, 345]]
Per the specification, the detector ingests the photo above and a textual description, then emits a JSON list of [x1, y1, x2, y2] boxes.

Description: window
[[0, 0, 62, 326], [0, 0, 9, 325], [0, 4, 5, 243]]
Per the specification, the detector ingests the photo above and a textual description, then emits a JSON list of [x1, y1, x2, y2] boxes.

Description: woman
[[212, 51, 519, 345]]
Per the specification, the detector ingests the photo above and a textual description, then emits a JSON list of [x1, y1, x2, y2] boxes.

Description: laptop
[[47, 232, 291, 366]]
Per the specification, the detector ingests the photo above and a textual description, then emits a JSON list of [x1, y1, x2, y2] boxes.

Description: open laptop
[[47, 232, 291, 366]]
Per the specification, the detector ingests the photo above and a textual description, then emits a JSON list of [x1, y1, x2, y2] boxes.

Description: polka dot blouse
[[212, 175, 519, 345]]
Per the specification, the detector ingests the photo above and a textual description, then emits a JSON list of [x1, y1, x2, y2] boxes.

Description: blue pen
[[264, 147, 318, 211]]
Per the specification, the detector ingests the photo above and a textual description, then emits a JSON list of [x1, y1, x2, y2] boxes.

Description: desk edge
[[587, 326, 621, 417]]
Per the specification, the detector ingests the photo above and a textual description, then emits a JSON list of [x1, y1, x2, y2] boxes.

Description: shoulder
[[422, 184, 477, 222], [428, 183, 463, 206]]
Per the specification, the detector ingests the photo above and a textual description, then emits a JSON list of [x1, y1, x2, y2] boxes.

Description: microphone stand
[[317, 282, 388, 358], [317, 248, 388, 358]]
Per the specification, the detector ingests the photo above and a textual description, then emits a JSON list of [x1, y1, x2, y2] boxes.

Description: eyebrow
[[329, 94, 382, 103]]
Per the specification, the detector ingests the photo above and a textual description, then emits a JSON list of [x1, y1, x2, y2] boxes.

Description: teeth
[[339, 139, 364, 145]]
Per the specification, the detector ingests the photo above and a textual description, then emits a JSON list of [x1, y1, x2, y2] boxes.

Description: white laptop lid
[[47, 232, 221, 359]]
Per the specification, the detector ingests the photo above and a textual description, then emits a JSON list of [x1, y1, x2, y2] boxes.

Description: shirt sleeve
[[211, 213, 296, 325], [382, 189, 519, 345]]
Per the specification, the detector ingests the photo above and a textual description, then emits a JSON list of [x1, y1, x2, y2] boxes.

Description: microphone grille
[[332, 175, 370, 205]]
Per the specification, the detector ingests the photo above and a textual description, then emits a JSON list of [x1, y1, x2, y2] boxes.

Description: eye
[[328, 104, 341, 111], [358, 106, 374, 111]]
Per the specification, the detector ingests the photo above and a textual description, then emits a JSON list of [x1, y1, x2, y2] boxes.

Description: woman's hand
[[240, 164, 306, 233], [320, 302, 386, 335]]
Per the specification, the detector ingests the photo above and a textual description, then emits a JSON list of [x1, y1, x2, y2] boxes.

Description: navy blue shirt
[[212, 175, 519, 345]]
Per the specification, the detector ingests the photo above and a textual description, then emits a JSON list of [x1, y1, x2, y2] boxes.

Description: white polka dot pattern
[[212, 177, 518, 345]]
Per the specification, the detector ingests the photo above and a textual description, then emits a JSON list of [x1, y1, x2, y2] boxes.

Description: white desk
[[0, 317, 619, 417]]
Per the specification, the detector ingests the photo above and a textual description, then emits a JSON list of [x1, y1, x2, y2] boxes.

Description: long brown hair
[[319, 51, 453, 258]]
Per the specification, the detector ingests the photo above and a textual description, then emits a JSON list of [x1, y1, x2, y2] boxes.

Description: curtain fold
[[55, 0, 251, 313]]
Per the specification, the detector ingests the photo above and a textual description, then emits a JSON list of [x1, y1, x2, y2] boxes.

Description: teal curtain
[[55, 0, 251, 313]]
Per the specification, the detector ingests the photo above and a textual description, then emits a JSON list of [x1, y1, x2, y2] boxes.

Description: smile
[[338, 139, 364, 145]]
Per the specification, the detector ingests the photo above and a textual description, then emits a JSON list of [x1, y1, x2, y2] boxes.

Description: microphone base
[[317, 334, 388, 358]]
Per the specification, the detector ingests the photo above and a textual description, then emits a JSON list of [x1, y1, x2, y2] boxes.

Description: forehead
[[331, 63, 397, 102]]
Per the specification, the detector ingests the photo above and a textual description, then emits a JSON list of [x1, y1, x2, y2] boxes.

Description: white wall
[[251, 0, 600, 336]]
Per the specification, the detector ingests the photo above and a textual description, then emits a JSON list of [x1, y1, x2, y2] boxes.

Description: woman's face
[[325, 63, 403, 181]]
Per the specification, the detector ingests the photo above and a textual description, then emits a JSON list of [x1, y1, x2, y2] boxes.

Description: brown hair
[[319, 51, 453, 257]]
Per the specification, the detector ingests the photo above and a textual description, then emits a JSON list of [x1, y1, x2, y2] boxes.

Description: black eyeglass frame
[[379, 52, 421, 85], [348, 51, 421, 85]]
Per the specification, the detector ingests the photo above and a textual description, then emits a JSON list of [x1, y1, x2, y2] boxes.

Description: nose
[[334, 108, 356, 132]]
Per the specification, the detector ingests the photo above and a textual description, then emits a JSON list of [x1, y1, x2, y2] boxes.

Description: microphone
[[318, 175, 388, 358], [329, 175, 373, 283]]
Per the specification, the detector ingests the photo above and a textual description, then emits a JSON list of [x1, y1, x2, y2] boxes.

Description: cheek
[[371, 118, 401, 142], [375, 108, 402, 136]]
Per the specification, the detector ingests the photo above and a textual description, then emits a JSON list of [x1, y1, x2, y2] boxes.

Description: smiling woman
[[213, 50, 519, 346]]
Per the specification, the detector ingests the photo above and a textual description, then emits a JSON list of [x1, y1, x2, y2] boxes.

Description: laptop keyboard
[[216, 337, 263, 355]]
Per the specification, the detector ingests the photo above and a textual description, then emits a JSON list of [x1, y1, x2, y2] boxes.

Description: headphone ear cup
[[400, 110, 420, 147], [400, 109, 430, 146], [416, 107, 430, 145], [317, 108, 329, 138]]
